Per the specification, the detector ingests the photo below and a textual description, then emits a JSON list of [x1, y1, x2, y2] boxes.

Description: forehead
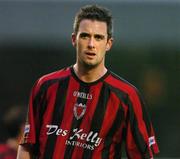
[[78, 19, 107, 35]]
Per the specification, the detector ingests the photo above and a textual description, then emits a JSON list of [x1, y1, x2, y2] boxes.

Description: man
[[17, 4, 159, 159]]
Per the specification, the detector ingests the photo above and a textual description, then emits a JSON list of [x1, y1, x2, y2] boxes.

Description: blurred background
[[0, 0, 179, 158]]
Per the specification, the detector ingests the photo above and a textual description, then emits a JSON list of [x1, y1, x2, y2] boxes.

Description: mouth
[[85, 51, 96, 56]]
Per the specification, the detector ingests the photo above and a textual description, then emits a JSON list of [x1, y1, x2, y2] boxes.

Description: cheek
[[77, 41, 85, 50], [77, 43, 86, 57], [99, 44, 108, 53]]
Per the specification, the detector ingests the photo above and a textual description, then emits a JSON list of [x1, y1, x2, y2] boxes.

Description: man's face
[[72, 19, 113, 68]]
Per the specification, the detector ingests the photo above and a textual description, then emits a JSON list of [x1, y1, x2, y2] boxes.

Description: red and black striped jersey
[[20, 66, 159, 159]]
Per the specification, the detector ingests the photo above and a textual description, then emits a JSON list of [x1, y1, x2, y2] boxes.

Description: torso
[[28, 66, 137, 159]]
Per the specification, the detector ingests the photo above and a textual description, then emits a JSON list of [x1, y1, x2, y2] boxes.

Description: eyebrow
[[79, 32, 106, 39], [94, 34, 105, 39], [79, 32, 90, 37]]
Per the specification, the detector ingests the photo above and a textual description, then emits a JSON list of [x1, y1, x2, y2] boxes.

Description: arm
[[125, 90, 159, 158], [17, 78, 46, 159], [17, 80, 41, 159], [17, 145, 32, 159]]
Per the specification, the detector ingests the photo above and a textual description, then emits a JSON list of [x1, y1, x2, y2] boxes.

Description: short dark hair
[[73, 4, 113, 39]]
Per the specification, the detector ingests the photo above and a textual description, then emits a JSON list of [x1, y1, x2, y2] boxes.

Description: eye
[[94, 34, 105, 41], [80, 33, 89, 39]]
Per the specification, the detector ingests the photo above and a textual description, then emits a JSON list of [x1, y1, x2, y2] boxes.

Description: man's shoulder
[[106, 71, 138, 96], [34, 66, 71, 90], [39, 66, 71, 82]]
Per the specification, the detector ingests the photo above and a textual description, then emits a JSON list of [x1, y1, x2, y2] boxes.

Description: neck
[[73, 63, 107, 83]]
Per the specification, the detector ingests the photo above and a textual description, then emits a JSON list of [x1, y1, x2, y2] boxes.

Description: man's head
[[73, 4, 113, 39], [72, 5, 113, 69]]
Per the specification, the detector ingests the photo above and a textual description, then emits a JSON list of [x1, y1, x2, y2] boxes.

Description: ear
[[106, 38, 113, 51], [71, 33, 76, 47]]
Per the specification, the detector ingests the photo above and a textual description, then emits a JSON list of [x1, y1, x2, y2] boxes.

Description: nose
[[88, 37, 95, 49]]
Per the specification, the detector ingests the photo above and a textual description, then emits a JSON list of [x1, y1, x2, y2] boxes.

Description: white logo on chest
[[73, 103, 86, 120], [73, 91, 92, 100]]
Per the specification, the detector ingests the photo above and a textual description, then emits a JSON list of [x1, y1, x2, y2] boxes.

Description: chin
[[82, 61, 98, 69]]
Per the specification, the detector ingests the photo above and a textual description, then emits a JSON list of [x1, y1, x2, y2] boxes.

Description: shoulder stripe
[[105, 72, 138, 96], [34, 67, 71, 97], [104, 82, 129, 106]]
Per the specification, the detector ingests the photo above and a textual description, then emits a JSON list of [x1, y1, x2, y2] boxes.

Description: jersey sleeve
[[20, 78, 45, 146], [125, 89, 159, 159]]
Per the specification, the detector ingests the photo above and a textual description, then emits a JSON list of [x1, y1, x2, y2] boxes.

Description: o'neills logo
[[74, 103, 86, 120], [73, 91, 93, 100], [46, 125, 102, 150]]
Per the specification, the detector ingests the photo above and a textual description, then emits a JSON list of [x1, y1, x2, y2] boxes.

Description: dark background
[[0, 0, 179, 157]]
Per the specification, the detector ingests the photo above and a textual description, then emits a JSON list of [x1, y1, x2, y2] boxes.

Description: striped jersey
[[21, 66, 159, 159]]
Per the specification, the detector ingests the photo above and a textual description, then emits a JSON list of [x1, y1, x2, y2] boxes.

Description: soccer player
[[17, 4, 159, 159]]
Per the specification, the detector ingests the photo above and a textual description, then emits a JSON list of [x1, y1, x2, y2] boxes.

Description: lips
[[85, 52, 96, 56]]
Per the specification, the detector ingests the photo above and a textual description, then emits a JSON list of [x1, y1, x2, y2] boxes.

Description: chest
[[41, 82, 125, 141]]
